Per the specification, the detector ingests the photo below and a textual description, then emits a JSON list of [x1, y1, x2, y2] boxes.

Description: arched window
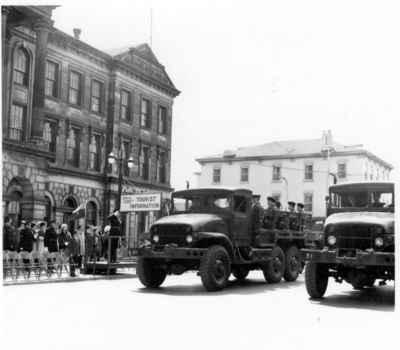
[[13, 48, 29, 86], [86, 201, 97, 226]]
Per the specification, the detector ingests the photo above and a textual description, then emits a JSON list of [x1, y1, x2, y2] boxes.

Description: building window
[[120, 90, 131, 121], [158, 149, 167, 184], [240, 166, 249, 182], [43, 120, 57, 153], [304, 193, 313, 212], [45, 61, 59, 97], [140, 98, 151, 129], [157, 106, 167, 134], [337, 163, 347, 179], [68, 71, 82, 106], [272, 165, 281, 181], [8, 104, 25, 141], [213, 168, 221, 184], [89, 134, 101, 171], [121, 140, 131, 177], [140, 144, 151, 180], [304, 163, 313, 181], [13, 48, 29, 86], [66, 127, 80, 167], [91, 80, 103, 113]]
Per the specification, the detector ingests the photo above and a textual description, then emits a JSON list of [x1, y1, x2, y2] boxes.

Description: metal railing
[[3, 250, 83, 284]]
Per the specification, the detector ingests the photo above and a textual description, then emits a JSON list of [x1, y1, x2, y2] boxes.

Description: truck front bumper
[[302, 249, 395, 267], [138, 246, 208, 260]]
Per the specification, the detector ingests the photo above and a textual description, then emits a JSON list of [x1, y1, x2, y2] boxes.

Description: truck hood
[[325, 212, 394, 231], [153, 213, 225, 231]]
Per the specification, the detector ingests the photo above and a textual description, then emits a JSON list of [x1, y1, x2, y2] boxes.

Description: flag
[[72, 202, 86, 218]]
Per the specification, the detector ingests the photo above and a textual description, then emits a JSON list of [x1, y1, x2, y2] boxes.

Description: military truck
[[303, 182, 395, 298], [137, 187, 315, 291]]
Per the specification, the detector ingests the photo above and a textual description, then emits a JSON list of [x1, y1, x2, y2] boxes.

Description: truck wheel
[[137, 258, 167, 288], [263, 246, 285, 284], [200, 245, 231, 291], [232, 267, 249, 282], [365, 277, 376, 287], [305, 262, 329, 299], [283, 246, 301, 282]]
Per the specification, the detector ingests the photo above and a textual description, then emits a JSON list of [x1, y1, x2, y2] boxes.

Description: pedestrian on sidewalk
[[108, 209, 122, 263], [18, 220, 35, 273], [44, 220, 59, 272], [69, 231, 81, 277], [3, 215, 18, 252]]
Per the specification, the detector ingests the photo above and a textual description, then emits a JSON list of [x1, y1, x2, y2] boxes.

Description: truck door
[[232, 195, 251, 246]]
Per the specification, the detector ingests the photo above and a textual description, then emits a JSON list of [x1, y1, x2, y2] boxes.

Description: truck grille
[[329, 224, 376, 250], [153, 224, 190, 246]]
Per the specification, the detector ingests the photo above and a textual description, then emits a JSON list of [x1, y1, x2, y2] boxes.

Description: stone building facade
[[2, 6, 180, 247]]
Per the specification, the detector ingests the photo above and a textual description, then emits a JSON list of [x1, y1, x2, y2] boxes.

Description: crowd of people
[[3, 209, 123, 278]]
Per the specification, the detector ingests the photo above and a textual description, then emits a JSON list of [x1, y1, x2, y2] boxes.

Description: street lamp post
[[107, 149, 138, 210]]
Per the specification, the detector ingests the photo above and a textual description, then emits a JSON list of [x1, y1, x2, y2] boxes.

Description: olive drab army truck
[[303, 182, 395, 299], [137, 187, 317, 291]]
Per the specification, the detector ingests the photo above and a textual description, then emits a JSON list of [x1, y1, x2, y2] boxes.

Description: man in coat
[[44, 220, 59, 253], [19, 220, 35, 253], [3, 216, 17, 251], [108, 209, 122, 263]]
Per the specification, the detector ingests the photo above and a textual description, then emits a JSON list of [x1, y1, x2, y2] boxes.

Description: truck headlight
[[153, 234, 160, 243], [375, 237, 384, 247], [186, 235, 193, 244], [327, 235, 336, 246]]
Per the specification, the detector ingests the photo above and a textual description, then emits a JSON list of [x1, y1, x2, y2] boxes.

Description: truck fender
[[194, 232, 234, 259]]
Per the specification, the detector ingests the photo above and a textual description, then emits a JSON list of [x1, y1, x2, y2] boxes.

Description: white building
[[195, 133, 393, 219]]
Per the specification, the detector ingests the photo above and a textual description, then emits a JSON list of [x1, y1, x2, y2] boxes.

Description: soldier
[[250, 194, 263, 244], [263, 197, 278, 229], [108, 209, 122, 263], [297, 203, 305, 231], [287, 201, 298, 230]]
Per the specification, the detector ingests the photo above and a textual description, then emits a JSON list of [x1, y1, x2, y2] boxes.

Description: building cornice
[[196, 149, 393, 170], [3, 141, 55, 161]]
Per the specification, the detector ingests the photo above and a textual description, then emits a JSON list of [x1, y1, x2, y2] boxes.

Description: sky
[[23, 0, 400, 189]]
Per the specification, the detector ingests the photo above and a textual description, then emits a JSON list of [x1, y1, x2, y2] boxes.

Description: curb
[[3, 272, 137, 286]]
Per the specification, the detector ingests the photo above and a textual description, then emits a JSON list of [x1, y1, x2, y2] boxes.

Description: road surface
[[3, 271, 396, 350]]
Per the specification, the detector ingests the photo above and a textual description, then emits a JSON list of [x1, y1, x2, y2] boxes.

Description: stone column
[[31, 19, 52, 147]]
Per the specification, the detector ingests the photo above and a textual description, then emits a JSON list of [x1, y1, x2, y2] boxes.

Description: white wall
[[198, 155, 391, 218]]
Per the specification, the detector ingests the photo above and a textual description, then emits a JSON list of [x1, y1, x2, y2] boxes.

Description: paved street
[[3, 271, 396, 350]]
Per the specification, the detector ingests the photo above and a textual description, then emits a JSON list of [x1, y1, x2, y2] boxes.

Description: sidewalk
[[3, 268, 137, 286]]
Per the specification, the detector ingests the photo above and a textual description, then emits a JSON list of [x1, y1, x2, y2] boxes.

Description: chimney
[[73, 28, 81, 40]]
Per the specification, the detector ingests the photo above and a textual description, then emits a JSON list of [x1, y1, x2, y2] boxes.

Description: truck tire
[[137, 258, 167, 288], [232, 267, 250, 282], [263, 246, 285, 284], [200, 245, 231, 291], [305, 262, 329, 299], [283, 246, 301, 282]]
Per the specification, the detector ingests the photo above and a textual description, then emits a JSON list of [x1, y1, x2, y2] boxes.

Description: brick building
[[2, 6, 180, 246]]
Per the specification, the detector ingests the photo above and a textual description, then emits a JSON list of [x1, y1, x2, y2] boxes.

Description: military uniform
[[263, 197, 278, 229]]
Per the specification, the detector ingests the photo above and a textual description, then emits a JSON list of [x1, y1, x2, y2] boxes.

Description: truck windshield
[[172, 194, 231, 213], [330, 189, 394, 209]]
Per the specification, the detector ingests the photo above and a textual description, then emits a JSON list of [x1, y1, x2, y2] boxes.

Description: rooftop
[[196, 136, 393, 170]]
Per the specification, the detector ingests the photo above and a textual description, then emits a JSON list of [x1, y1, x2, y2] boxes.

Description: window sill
[[303, 179, 314, 182]]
